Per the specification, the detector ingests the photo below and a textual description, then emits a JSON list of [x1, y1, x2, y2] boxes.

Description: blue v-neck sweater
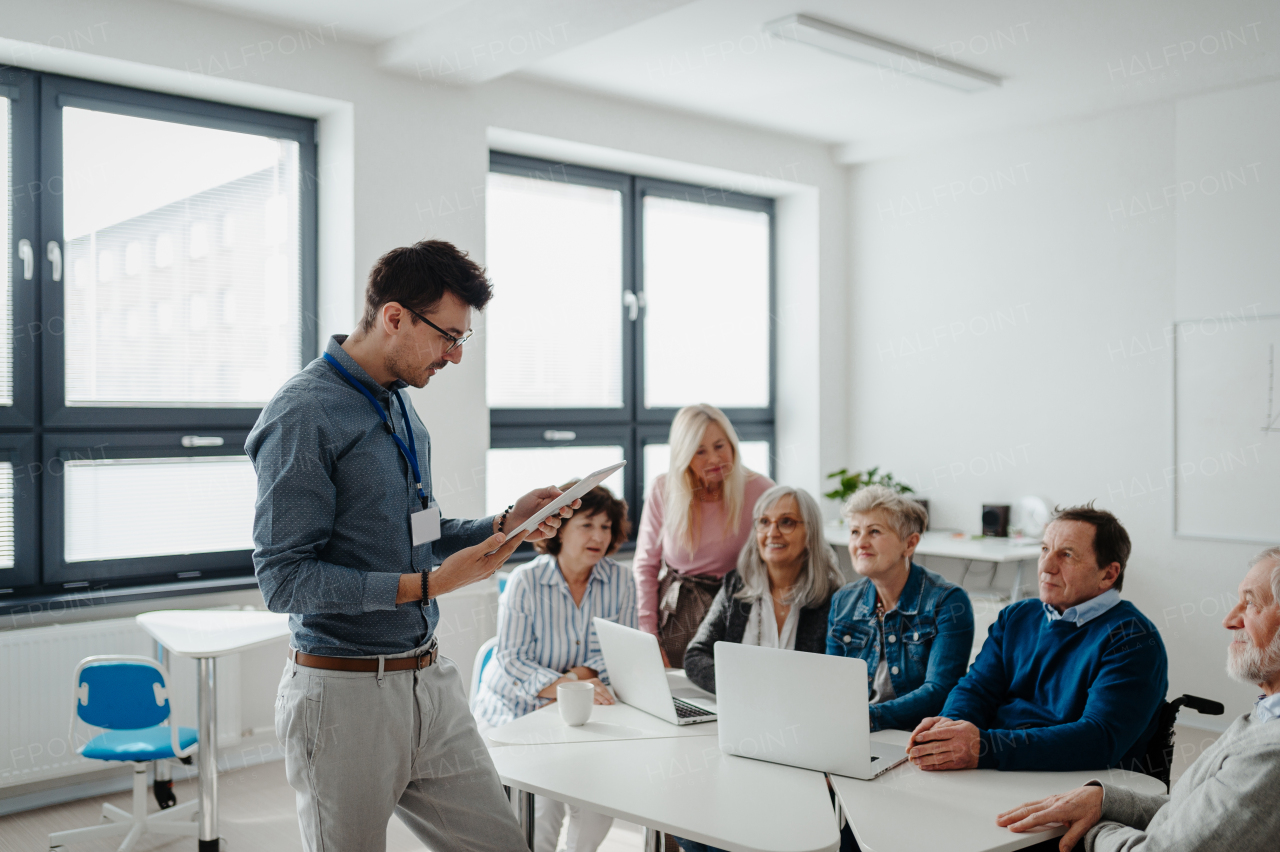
[[941, 598, 1168, 771]]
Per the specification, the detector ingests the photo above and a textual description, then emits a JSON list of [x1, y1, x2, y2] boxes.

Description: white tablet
[[505, 461, 627, 537]]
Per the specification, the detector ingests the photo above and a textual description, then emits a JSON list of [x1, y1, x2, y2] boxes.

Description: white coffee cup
[[557, 681, 594, 726]]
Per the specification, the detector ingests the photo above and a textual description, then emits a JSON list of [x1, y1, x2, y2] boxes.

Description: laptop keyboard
[[673, 698, 715, 719]]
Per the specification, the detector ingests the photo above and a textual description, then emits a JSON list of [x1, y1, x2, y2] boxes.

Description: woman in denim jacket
[[827, 485, 974, 732]]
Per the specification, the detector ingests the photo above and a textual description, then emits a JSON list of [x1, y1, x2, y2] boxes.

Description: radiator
[[0, 617, 240, 789]]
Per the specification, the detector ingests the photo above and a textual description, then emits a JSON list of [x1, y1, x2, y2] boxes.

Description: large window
[[485, 153, 775, 532], [0, 68, 317, 601]]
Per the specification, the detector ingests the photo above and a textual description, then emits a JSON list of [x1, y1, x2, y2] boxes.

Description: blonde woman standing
[[633, 404, 774, 667]]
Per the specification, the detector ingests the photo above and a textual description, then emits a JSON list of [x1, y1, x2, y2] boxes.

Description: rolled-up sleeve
[[247, 390, 400, 615]]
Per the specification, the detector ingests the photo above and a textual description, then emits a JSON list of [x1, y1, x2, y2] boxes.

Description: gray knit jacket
[[1086, 709, 1280, 852]]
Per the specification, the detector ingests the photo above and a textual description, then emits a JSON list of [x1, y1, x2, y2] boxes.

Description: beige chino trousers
[[276, 647, 528, 852]]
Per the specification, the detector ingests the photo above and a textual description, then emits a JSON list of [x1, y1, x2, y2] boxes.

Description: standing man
[[247, 239, 573, 852]]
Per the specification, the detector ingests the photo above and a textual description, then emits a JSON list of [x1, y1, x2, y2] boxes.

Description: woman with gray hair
[[827, 484, 974, 732], [683, 485, 844, 694]]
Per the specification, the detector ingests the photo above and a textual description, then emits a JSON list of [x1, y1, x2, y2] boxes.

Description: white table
[[488, 701, 717, 746], [136, 609, 291, 852], [825, 525, 1043, 600], [490, 735, 839, 852], [832, 731, 1167, 852]]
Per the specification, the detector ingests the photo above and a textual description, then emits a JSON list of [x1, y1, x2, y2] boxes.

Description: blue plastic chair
[[49, 656, 199, 852], [471, 636, 499, 700]]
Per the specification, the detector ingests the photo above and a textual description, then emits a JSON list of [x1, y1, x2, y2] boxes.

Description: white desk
[[137, 609, 290, 852], [489, 669, 718, 747], [825, 526, 1042, 601], [832, 730, 1167, 852], [490, 735, 839, 852], [489, 701, 717, 746]]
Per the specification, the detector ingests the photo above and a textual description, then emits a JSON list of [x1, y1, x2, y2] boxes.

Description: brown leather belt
[[292, 643, 438, 672]]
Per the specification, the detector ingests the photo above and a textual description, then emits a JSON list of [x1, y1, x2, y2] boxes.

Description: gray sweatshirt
[[1085, 711, 1280, 852]]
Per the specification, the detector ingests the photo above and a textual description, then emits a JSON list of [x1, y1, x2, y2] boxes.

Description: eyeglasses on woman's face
[[755, 516, 800, 534]]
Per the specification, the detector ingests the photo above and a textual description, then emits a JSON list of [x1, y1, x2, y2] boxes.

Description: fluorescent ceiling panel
[[765, 13, 1001, 92]]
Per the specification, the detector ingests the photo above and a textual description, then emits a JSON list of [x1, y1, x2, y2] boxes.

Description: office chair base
[[48, 764, 199, 852]]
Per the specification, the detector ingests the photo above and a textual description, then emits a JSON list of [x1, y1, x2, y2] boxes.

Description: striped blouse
[[472, 554, 638, 728]]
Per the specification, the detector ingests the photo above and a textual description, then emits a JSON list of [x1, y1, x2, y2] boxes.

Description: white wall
[[847, 83, 1280, 726], [0, 1, 846, 521]]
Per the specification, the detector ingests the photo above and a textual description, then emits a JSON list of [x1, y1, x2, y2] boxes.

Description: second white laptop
[[714, 642, 907, 780], [593, 618, 717, 726]]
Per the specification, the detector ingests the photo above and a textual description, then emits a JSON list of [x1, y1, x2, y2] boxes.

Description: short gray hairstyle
[[841, 484, 928, 540], [1249, 546, 1280, 604], [735, 485, 843, 609]]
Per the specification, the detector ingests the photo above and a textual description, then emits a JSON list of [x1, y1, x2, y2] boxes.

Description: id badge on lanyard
[[323, 352, 443, 547], [412, 503, 441, 546]]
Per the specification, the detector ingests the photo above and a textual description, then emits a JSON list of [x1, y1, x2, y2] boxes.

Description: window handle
[[623, 290, 646, 321], [542, 430, 577, 442], [181, 436, 225, 448], [46, 241, 62, 282], [18, 240, 34, 280]]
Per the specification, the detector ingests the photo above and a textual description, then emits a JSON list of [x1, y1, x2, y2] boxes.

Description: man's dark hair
[[359, 240, 492, 333], [534, 482, 631, 558], [1051, 502, 1132, 591]]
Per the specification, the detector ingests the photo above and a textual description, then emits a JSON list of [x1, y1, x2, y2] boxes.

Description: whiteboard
[[1174, 313, 1280, 542]]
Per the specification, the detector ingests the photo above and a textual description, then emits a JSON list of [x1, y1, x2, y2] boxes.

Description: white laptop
[[593, 618, 717, 726], [714, 642, 908, 780]]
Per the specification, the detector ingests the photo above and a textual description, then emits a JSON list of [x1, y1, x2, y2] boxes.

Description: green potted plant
[[824, 467, 928, 530]]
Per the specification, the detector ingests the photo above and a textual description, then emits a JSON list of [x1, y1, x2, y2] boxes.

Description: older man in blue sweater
[[907, 504, 1167, 772]]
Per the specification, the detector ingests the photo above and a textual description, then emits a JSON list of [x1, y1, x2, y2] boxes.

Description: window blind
[[61, 108, 302, 408], [63, 455, 256, 562]]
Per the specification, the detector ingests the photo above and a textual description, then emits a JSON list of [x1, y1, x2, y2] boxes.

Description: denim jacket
[[827, 562, 974, 731]]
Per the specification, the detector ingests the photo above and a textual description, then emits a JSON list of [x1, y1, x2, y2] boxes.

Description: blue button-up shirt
[[246, 335, 493, 657], [1255, 691, 1280, 723], [1044, 588, 1122, 626]]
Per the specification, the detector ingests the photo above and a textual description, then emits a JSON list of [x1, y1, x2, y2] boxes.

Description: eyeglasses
[[755, 516, 801, 533], [404, 305, 473, 354]]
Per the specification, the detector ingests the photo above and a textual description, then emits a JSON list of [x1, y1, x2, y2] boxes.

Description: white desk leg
[[517, 788, 535, 850], [197, 656, 219, 852], [1012, 561, 1027, 602], [643, 827, 662, 852]]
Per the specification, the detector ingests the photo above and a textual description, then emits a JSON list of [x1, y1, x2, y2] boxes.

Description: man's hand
[[996, 785, 1104, 852], [399, 530, 530, 603], [907, 716, 981, 770], [504, 486, 581, 542]]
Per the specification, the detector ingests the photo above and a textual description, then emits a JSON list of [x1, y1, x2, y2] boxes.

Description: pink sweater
[[632, 472, 775, 634]]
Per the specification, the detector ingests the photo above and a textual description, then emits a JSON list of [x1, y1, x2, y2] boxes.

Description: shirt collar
[[533, 553, 606, 587], [1044, 588, 1122, 626], [325, 335, 406, 399], [1254, 691, 1280, 723]]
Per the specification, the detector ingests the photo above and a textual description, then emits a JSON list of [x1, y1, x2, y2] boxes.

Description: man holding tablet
[[247, 240, 575, 852]]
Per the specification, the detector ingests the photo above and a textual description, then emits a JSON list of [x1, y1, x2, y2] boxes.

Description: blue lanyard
[[323, 353, 427, 508]]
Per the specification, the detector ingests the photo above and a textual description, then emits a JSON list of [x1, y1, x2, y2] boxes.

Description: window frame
[[1, 67, 39, 429], [486, 152, 777, 534], [40, 430, 255, 586], [38, 73, 319, 430], [0, 67, 319, 606]]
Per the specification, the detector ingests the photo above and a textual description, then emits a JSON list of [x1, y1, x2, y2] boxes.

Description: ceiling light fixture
[[765, 13, 1001, 92]]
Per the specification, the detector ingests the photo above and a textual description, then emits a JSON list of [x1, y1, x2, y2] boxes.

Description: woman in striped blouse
[[472, 482, 636, 852]]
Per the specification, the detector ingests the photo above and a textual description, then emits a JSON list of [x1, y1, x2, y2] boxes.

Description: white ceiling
[[171, 0, 1280, 161]]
